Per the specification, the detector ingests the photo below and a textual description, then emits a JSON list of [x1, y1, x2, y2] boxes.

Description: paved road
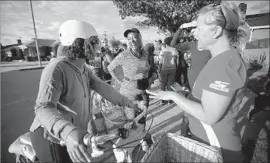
[[1, 69, 43, 162], [1, 68, 184, 162]]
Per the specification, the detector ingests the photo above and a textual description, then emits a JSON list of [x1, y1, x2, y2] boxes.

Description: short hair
[[164, 37, 173, 46], [101, 47, 106, 53]]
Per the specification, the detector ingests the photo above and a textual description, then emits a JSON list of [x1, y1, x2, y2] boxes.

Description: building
[[244, 12, 270, 71], [1, 39, 23, 60], [18, 38, 55, 58], [50, 40, 61, 57]]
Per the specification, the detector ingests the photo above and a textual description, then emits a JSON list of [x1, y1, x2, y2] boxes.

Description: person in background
[[170, 20, 212, 138], [172, 28, 190, 87], [86, 52, 103, 79], [155, 39, 163, 54], [147, 2, 251, 162], [248, 70, 270, 122], [108, 28, 151, 107], [171, 22, 211, 90], [119, 43, 128, 52], [29, 20, 140, 163], [144, 43, 158, 87], [158, 37, 178, 104], [101, 47, 113, 83]]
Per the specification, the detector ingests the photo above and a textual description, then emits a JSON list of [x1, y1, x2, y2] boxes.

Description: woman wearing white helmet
[[29, 20, 140, 163]]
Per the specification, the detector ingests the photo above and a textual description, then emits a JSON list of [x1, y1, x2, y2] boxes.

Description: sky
[[0, 0, 269, 46]]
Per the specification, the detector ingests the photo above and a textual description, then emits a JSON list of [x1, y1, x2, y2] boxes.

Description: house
[[244, 12, 269, 70], [50, 40, 61, 57], [245, 12, 269, 49], [18, 38, 56, 58], [1, 39, 23, 60]]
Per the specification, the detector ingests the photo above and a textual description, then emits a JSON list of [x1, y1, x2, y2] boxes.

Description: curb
[[19, 66, 45, 71]]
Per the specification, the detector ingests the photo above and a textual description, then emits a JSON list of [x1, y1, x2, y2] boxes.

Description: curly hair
[[61, 36, 99, 60], [164, 37, 173, 46], [61, 38, 85, 60]]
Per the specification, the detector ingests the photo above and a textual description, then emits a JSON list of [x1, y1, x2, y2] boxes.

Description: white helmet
[[59, 20, 98, 46]]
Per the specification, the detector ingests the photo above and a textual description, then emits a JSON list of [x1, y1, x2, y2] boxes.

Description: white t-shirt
[[159, 46, 178, 69]]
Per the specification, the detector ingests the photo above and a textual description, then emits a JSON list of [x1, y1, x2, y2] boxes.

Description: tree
[[113, 0, 220, 35], [109, 38, 122, 53]]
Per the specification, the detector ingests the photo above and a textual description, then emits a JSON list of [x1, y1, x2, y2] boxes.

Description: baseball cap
[[123, 28, 140, 37]]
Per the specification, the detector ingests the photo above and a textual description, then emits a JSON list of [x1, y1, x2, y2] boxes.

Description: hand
[[146, 90, 176, 101], [136, 73, 147, 80], [180, 21, 197, 29], [65, 129, 91, 162], [127, 100, 144, 112]]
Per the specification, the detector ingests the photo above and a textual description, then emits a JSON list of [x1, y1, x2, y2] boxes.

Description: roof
[[1, 43, 21, 52], [22, 39, 56, 47], [50, 40, 61, 47], [246, 12, 270, 27]]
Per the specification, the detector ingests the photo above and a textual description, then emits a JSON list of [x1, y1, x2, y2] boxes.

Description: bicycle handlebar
[[82, 103, 148, 157]]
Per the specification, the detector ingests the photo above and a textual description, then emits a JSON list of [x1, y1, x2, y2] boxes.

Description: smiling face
[[193, 14, 219, 50], [127, 32, 142, 51]]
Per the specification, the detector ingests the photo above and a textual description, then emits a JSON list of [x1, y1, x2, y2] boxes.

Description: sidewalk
[[1, 61, 49, 67], [146, 80, 184, 138], [0, 61, 49, 73]]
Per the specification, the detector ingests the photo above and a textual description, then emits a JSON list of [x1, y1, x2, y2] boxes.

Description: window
[[246, 40, 259, 49]]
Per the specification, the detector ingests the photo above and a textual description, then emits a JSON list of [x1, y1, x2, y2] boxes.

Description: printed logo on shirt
[[209, 81, 230, 92]]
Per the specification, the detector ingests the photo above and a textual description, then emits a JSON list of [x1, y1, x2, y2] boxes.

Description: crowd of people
[[27, 1, 270, 163]]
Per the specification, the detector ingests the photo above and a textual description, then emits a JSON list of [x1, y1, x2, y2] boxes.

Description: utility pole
[[103, 31, 108, 48], [30, 0, 42, 67]]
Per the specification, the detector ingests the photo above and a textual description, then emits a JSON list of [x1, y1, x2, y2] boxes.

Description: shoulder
[[43, 57, 67, 74], [201, 49, 247, 95], [117, 50, 130, 60], [171, 47, 178, 55]]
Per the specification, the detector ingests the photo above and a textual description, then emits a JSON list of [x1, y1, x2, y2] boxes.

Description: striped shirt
[[108, 49, 150, 100]]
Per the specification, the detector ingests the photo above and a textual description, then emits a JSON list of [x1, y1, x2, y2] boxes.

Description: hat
[[123, 28, 140, 37]]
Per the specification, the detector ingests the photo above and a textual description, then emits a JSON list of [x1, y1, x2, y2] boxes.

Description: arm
[[105, 53, 113, 63], [35, 65, 77, 141], [148, 57, 246, 125], [171, 21, 197, 48], [89, 69, 137, 109], [174, 49, 179, 68], [107, 53, 124, 83], [158, 51, 164, 72], [170, 90, 234, 125], [170, 28, 182, 47]]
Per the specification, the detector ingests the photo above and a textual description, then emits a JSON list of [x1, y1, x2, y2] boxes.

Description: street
[[1, 69, 42, 162], [1, 68, 184, 162]]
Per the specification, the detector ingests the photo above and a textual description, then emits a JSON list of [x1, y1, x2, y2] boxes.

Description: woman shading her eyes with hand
[[147, 2, 251, 162]]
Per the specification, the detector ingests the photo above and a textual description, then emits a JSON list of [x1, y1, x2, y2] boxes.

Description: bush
[[244, 53, 267, 72]]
